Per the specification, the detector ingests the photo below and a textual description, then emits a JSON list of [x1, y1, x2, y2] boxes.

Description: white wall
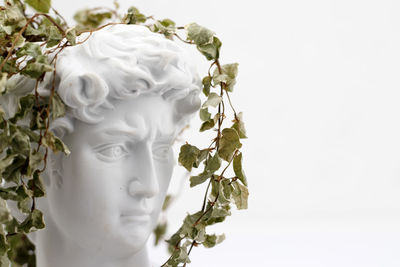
[[50, 0, 400, 265]]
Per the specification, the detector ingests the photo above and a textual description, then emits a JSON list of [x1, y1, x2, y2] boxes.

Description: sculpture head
[[37, 24, 201, 257]]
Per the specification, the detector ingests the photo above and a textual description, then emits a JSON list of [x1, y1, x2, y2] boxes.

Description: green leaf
[[12, 94, 36, 122], [197, 36, 222, 61], [25, 24, 47, 37], [167, 245, 191, 265], [166, 230, 182, 253], [213, 63, 239, 92], [193, 149, 209, 168], [181, 211, 205, 240], [199, 110, 219, 133], [0, 254, 10, 266], [0, 24, 13, 35], [210, 203, 231, 219], [0, 56, 17, 74], [46, 25, 63, 47], [210, 179, 219, 198], [153, 222, 167, 246], [233, 152, 247, 186], [66, 27, 77, 45], [186, 23, 214, 46], [189, 173, 210, 187], [31, 109, 46, 130], [232, 112, 247, 139], [27, 150, 43, 176], [152, 19, 176, 38], [205, 153, 221, 174], [190, 153, 220, 187], [25, 0, 51, 13], [231, 181, 249, 210], [55, 137, 71, 155], [218, 128, 242, 161], [0, 108, 5, 123], [199, 108, 211, 121], [113, 0, 120, 9], [11, 130, 31, 156], [4, 218, 19, 234], [19, 209, 45, 233], [16, 185, 32, 200], [17, 197, 31, 214], [42, 131, 70, 155], [160, 18, 176, 28], [4, 5, 26, 27], [16, 185, 32, 214], [0, 154, 17, 171], [0, 186, 19, 201], [7, 233, 36, 266], [0, 106, 5, 119], [51, 92, 65, 120], [16, 43, 42, 58], [124, 6, 146, 25], [218, 179, 232, 206], [177, 246, 191, 264], [0, 233, 8, 257], [202, 76, 212, 96], [2, 155, 25, 184], [199, 119, 215, 132], [11, 33, 26, 50], [21, 55, 53, 79], [178, 144, 200, 172], [203, 233, 225, 248], [0, 73, 7, 95], [202, 92, 222, 108], [74, 9, 113, 29], [0, 198, 12, 224], [18, 126, 40, 143], [162, 194, 173, 211], [28, 170, 46, 197]]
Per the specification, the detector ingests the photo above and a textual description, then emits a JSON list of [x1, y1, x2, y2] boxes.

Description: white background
[[53, 0, 400, 266]]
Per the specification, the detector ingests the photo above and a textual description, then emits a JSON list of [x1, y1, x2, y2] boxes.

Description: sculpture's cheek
[[45, 148, 123, 251]]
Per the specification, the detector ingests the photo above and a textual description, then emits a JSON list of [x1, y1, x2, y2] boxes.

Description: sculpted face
[[45, 94, 177, 255]]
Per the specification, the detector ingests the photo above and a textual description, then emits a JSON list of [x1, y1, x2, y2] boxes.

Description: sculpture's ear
[[44, 151, 64, 189], [42, 117, 73, 188]]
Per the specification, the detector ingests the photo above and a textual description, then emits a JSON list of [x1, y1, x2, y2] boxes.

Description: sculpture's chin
[[78, 229, 151, 258], [118, 222, 152, 248]]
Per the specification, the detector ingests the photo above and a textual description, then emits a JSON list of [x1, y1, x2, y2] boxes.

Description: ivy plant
[[0, 0, 248, 266]]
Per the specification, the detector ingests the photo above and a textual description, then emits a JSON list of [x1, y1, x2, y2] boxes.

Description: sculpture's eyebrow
[[100, 115, 148, 142], [101, 128, 144, 142], [154, 133, 176, 145]]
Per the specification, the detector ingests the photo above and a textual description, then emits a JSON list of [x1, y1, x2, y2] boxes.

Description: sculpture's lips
[[120, 210, 151, 223], [120, 214, 151, 223]]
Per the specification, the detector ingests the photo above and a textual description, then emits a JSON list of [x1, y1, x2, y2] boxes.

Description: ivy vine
[[0, 0, 248, 266]]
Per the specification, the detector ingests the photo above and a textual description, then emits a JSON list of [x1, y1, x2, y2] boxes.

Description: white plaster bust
[[28, 24, 200, 267]]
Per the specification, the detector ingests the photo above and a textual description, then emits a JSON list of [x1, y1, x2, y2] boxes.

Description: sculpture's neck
[[34, 215, 151, 267]]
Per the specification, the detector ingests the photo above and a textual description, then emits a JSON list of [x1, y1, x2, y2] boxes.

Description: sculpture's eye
[[95, 144, 129, 161], [152, 144, 171, 162]]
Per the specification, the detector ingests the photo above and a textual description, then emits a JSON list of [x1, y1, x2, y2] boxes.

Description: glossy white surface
[[30, 25, 200, 267]]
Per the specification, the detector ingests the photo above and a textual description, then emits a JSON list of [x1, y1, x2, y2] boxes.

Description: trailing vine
[[0, 0, 248, 266]]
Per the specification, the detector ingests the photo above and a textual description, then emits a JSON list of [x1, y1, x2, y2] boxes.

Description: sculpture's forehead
[[124, 113, 146, 132], [83, 94, 178, 143], [123, 105, 175, 137]]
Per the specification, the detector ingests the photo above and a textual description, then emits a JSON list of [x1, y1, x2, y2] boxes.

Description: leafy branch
[[0, 1, 248, 266], [152, 22, 248, 267]]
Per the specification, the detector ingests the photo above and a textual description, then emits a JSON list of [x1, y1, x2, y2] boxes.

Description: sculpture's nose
[[128, 177, 159, 198], [127, 143, 159, 198]]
